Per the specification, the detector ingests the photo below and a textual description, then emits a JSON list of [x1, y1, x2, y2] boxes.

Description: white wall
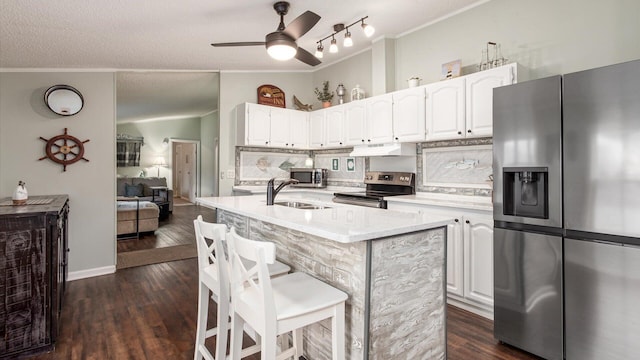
[[0, 72, 116, 274], [394, 0, 640, 88], [117, 117, 202, 188], [218, 71, 313, 195], [312, 50, 372, 108], [200, 111, 219, 197]]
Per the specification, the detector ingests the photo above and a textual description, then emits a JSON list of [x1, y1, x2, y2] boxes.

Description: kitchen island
[[197, 195, 453, 360]]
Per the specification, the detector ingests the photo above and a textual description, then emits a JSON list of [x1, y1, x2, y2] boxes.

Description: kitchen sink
[[274, 201, 330, 210]]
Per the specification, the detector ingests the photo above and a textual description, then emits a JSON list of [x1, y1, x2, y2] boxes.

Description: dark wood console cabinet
[[0, 195, 69, 358]]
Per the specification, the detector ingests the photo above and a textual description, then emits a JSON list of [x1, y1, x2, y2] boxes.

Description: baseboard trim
[[447, 297, 494, 320], [68, 265, 116, 281]]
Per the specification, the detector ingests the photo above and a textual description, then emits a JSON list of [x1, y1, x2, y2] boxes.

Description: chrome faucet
[[266, 177, 299, 205]]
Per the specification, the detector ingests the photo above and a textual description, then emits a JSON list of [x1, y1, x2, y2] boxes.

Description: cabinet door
[[344, 101, 367, 145], [269, 108, 290, 147], [325, 106, 345, 147], [246, 103, 271, 146], [425, 78, 465, 140], [288, 110, 308, 148], [463, 214, 494, 307], [447, 217, 465, 297], [465, 64, 514, 138], [366, 94, 394, 144], [392, 87, 426, 142], [309, 110, 325, 148]]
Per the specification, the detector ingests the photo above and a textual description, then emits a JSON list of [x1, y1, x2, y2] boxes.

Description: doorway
[[172, 139, 200, 203]]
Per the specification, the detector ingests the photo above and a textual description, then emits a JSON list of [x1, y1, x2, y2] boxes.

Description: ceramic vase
[[12, 181, 28, 205]]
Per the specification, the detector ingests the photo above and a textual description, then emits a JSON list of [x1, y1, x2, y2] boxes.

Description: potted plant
[[314, 81, 334, 108]]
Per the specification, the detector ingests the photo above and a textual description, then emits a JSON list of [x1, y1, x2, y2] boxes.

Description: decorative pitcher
[[12, 181, 28, 205]]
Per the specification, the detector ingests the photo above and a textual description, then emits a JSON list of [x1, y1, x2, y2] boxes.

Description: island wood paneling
[[216, 209, 446, 360]]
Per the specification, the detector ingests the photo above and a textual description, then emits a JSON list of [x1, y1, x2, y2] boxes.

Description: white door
[[344, 102, 367, 145], [465, 64, 514, 138], [392, 87, 426, 142], [463, 214, 494, 307], [426, 78, 466, 140], [447, 217, 465, 297], [181, 143, 197, 202], [174, 143, 183, 197], [366, 94, 393, 144]]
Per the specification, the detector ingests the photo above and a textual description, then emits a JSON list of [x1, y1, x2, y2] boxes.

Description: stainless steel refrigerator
[[493, 59, 640, 360]]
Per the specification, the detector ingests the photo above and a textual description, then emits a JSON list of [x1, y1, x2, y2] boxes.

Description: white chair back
[[226, 227, 277, 329]]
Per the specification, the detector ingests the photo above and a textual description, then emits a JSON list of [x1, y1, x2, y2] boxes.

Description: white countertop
[[232, 185, 361, 195], [386, 192, 493, 212], [196, 195, 453, 243]]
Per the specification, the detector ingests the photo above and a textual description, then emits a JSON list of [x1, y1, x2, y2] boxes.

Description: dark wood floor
[[117, 200, 217, 253], [40, 198, 542, 359], [31, 256, 541, 360]]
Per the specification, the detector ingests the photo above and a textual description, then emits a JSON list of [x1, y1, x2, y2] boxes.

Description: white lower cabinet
[[386, 201, 494, 318]]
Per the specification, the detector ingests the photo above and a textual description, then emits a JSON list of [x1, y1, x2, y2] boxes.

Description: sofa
[[116, 176, 173, 212], [117, 199, 159, 236]]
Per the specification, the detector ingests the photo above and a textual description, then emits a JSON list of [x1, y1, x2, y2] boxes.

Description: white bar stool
[[193, 216, 291, 360], [226, 227, 348, 360]]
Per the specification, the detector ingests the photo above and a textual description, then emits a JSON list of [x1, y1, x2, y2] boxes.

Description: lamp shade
[[153, 156, 167, 167]]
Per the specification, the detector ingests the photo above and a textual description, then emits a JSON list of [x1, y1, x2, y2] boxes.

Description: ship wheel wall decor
[[39, 128, 90, 171]]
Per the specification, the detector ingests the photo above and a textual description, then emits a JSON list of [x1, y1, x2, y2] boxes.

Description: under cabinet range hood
[[349, 143, 416, 157]]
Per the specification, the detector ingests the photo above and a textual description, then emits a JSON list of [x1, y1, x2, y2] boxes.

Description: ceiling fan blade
[[211, 42, 266, 47], [282, 11, 321, 40], [295, 47, 321, 67]]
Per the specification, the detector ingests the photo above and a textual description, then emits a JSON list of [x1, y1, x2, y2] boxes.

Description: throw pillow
[[124, 183, 144, 197]]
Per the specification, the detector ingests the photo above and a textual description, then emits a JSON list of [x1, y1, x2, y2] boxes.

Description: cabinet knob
[[395, 137, 399, 140], [291, 143, 294, 146], [467, 129, 472, 133], [367, 139, 371, 142], [265, 141, 269, 145], [362, 139, 365, 142], [465, 220, 470, 224], [339, 142, 343, 145], [286, 143, 289, 146], [454, 218, 459, 222], [457, 131, 462, 135]]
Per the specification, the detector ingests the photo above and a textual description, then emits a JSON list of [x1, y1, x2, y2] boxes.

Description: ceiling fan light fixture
[[329, 37, 338, 53], [265, 32, 297, 60], [267, 44, 297, 60]]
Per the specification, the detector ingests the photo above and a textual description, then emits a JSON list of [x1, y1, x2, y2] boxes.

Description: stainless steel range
[[333, 171, 415, 209]]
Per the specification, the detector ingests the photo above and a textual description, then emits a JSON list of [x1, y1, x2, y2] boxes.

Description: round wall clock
[[44, 85, 84, 116]]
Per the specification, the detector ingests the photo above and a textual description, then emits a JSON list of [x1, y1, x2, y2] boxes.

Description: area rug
[[117, 244, 197, 270]]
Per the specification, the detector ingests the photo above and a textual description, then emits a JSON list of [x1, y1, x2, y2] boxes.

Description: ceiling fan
[[211, 1, 321, 66]]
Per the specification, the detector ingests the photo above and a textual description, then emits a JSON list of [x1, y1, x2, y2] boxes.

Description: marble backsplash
[[235, 146, 366, 188], [417, 138, 493, 197]]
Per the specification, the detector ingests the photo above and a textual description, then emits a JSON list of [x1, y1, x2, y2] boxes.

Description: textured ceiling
[[2, 0, 484, 123], [0, 0, 484, 71]]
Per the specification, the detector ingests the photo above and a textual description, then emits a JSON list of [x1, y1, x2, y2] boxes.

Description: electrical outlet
[[226, 169, 235, 179], [220, 171, 225, 179]]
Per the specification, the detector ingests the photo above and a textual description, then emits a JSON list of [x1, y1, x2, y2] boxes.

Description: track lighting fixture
[[315, 42, 324, 58], [361, 19, 375, 37], [329, 36, 338, 53], [315, 16, 373, 58], [343, 28, 353, 47]]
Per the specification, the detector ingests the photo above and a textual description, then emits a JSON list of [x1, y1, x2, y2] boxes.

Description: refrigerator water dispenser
[[503, 167, 548, 219]]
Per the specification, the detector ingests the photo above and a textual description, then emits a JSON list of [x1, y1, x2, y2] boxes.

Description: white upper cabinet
[[464, 63, 518, 138], [425, 63, 521, 141], [425, 77, 466, 140], [237, 103, 308, 149], [392, 87, 426, 142], [366, 94, 394, 144], [325, 106, 345, 147], [344, 101, 367, 146], [237, 103, 271, 146], [309, 109, 326, 148]]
